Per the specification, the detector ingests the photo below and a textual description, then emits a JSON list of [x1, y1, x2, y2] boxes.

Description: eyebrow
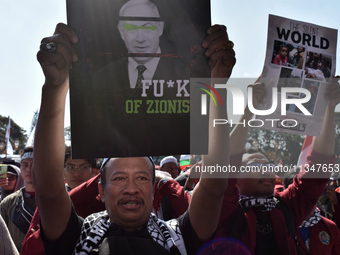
[[111, 170, 152, 179]]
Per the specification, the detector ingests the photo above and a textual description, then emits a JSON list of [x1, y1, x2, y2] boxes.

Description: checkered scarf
[[299, 208, 322, 228], [239, 195, 277, 212], [73, 211, 187, 255]]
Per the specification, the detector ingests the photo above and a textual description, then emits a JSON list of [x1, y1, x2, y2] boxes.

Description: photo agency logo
[[196, 79, 313, 129], [196, 82, 223, 115]]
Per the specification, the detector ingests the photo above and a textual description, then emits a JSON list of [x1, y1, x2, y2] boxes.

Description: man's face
[[237, 152, 276, 197], [64, 158, 95, 190], [161, 162, 179, 178], [99, 157, 154, 231], [21, 158, 33, 184], [3, 174, 17, 191], [118, 3, 164, 63]]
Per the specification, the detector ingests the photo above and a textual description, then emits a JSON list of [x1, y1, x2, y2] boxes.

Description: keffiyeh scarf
[[239, 194, 277, 212], [73, 211, 187, 255], [299, 207, 322, 228]]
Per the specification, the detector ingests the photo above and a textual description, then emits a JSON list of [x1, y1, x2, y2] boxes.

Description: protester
[[0, 164, 24, 202], [216, 78, 339, 254], [0, 147, 35, 252], [159, 156, 181, 179], [21, 148, 98, 255], [274, 175, 284, 192], [328, 173, 339, 189], [153, 170, 191, 220], [330, 187, 340, 229], [33, 20, 235, 254], [63, 146, 97, 192], [297, 206, 340, 254], [0, 214, 19, 255], [284, 172, 340, 254]]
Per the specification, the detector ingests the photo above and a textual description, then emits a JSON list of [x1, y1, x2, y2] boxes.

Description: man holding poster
[[216, 78, 340, 254], [34, 21, 236, 255]]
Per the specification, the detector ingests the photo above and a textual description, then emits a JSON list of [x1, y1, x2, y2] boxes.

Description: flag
[[297, 135, 314, 167], [179, 155, 192, 170], [5, 117, 10, 140], [5, 117, 13, 155], [6, 139, 13, 155], [26, 126, 35, 147]]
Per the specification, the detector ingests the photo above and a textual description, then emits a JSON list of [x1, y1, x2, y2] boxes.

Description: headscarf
[[0, 164, 24, 202]]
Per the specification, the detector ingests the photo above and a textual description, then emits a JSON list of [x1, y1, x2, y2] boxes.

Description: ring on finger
[[226, 40, 234, 50], [215, 41, 234, 52], [215, 46, 226, 52], [46, 42, 57, 53]]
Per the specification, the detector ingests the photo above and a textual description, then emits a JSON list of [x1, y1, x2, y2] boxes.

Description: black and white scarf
[[73, 211, 187, 255], [299, 207, 322, 228], [239, 194, 277, 212]]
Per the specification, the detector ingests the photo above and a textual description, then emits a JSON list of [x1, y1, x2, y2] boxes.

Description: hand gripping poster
[[66, 0, 211, 158], [256, 14, 337, 136]]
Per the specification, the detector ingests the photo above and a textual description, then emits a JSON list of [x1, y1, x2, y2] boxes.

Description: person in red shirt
[[273, 44, 288, 66], [21, 150, 97, 255], [216, 78, 340, 254], [297, 206, 340, 254]]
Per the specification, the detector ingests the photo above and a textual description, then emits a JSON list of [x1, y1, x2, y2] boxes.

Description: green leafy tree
[[242, 113, 340, 166], [243, 127, 304, 166], [0, 115, 27, 154]]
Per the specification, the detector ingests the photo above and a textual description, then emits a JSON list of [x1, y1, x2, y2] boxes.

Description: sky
[[1, 0, 339, 136]]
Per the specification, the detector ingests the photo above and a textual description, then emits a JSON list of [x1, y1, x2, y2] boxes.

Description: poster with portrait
[[66, 0, 211, 158], [257, 14, 337, 136]]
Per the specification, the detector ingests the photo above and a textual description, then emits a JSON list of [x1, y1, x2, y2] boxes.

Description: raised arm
[[188, 25, 236, 242], [33, 23, 78, 240], [312, 77, 340, 156], [229, 81, 265, 155]]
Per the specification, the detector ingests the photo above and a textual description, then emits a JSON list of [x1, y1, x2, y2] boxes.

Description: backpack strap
[[222, 203, 249, 240], [274, 197, 303, 255]]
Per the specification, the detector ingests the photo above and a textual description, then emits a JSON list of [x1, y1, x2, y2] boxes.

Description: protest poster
[[66, 0, 211, 158], [257, 14, 337, 136]]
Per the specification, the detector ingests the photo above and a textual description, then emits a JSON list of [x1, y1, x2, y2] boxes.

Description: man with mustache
[[33, 19, 235, 254]]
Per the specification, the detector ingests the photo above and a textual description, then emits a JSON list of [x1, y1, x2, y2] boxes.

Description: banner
[[67, 0, 211, 158], [257, 14, 337, 136]]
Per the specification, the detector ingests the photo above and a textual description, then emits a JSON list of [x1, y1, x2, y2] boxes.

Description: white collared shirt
[[128, 47, 161, 89]]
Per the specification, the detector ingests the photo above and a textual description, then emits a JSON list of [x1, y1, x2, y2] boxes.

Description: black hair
[[100, 157, 155, 188], [64, 146, 96, 168], [21, 146, 34, 156], [279, 44, 288, 51]]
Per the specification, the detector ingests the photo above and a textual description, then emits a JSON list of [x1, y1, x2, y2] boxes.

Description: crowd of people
[[1, 0, 340, 254]]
